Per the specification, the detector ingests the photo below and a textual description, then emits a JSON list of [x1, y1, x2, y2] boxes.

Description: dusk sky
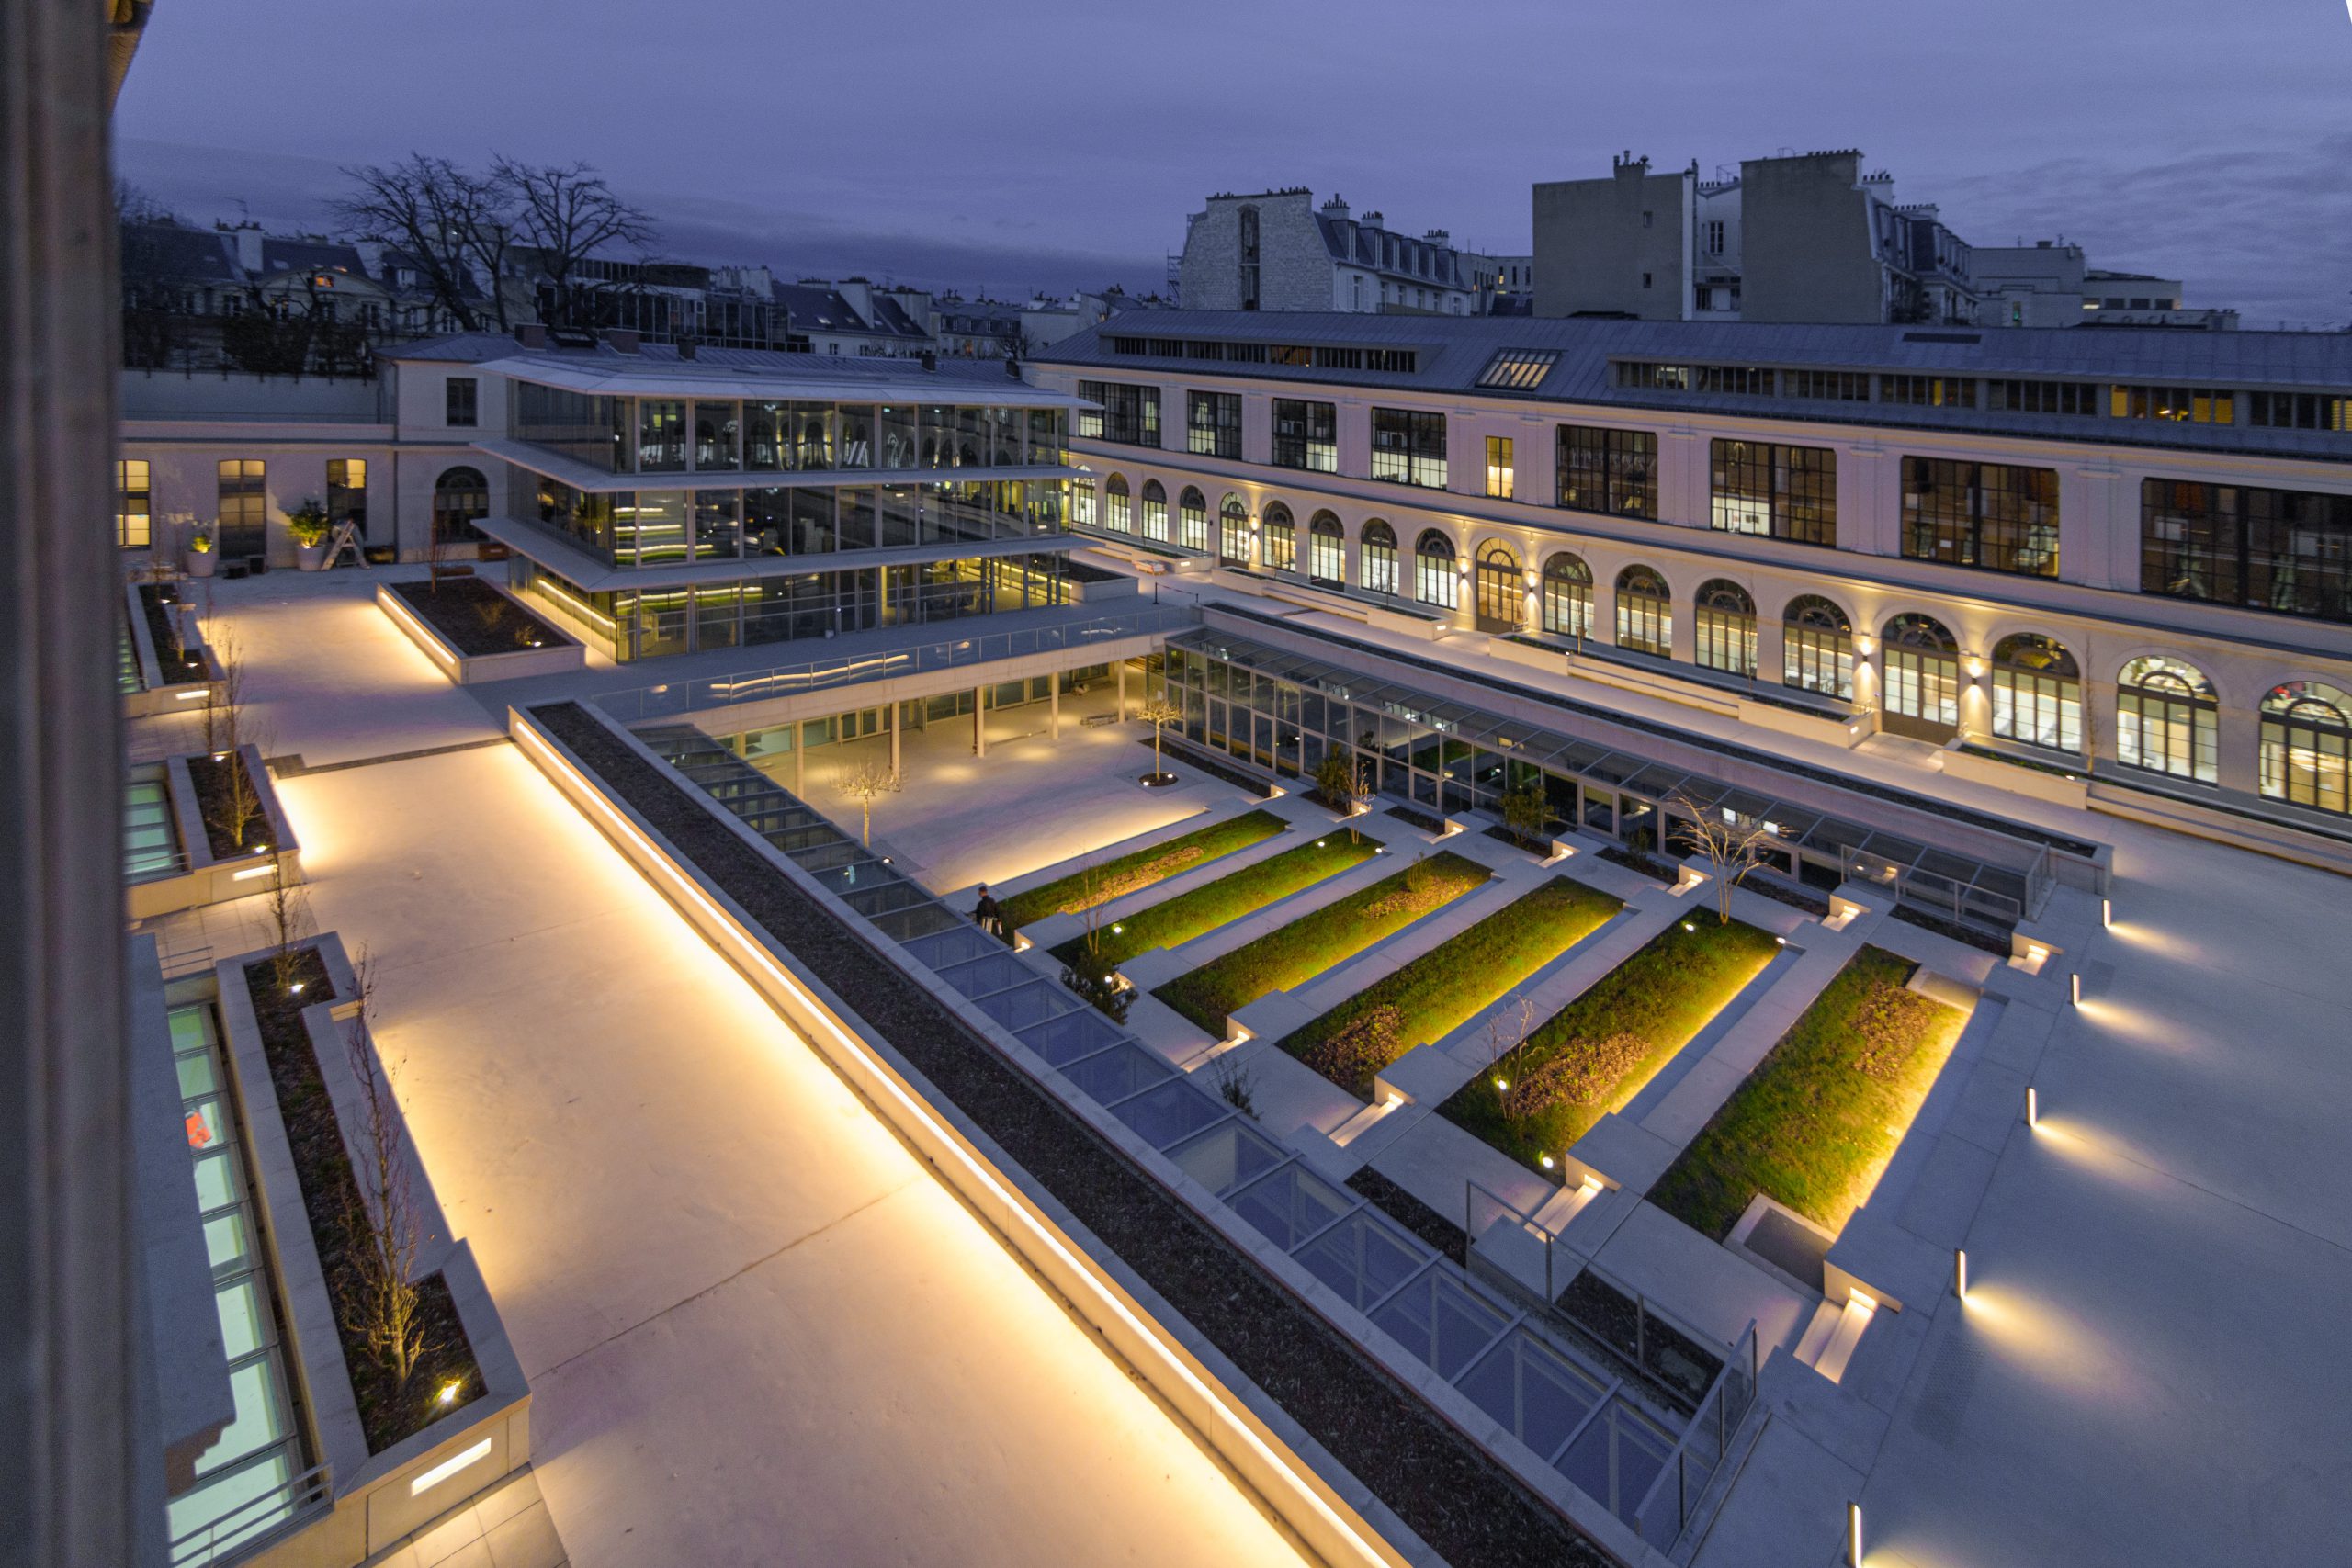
[[115, 0, 2352, 325]]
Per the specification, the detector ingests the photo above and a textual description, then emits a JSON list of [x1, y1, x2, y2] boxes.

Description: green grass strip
[[1001, 808, 1285, 929], [1441, 915, 1781, 1173], [1276, 875, 1623, 1099], [1051, 829, 1379, 970], [1153, 851, 1489, 1034], [1647, 945, 1967, 1241]]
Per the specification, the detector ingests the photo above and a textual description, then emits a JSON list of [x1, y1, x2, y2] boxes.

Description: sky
[[113, 0, 2352, 325]]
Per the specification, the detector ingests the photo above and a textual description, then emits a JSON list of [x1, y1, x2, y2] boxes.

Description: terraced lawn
[[1001, 808, 1285, 930], [1647, 946, 1968, 1240], [1050, 828, 1379, 970], [1442, 916, 1781, 1173], [1154, 852, 1489, 1035], [1276, 876, 1623, 1099]]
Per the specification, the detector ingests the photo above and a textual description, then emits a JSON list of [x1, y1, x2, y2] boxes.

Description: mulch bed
[[1143, 736, 1282, 799], [1346, 1167, 1466, 1266], [1384, 802, 1448, 834], [1482, 824, 1551, 858], [242, 951, 479, 1452], [1745, 876, 1830, 917], [187, 750, 267, 859], [390, 576, 565, 658], [1888, 901, 2013, 956], [535, 702, 1607, 1568], [1596, 844, 1676, 884], [137, 582, 205, 679]]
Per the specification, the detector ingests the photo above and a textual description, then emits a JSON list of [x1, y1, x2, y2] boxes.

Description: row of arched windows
[[1081, 474, 2352, 818]]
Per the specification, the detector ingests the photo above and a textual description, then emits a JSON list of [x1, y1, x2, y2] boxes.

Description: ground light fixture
[[2071, 971, 2083, 1006], [1539, 1155, 1555, 1170], [1848, 1501, 1864, 1565], [1954, 1247, 1969, 1300], [1680, 921, 1695, 932], [2026, 1086, 2039, 1127], [437, 1379, 463, 1406], [2102, 897, 2113, 928]]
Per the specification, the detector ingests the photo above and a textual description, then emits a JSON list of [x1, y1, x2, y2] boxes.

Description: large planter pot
[[186, 548, 216, 579], [294, 539, 330, 571]]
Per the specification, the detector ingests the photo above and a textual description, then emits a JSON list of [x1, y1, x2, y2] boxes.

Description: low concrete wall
[[214, 935, 530, 1568], [129, 744, 302, 919], [1366, 604, 1448, 641], [123, 581, 225, 718], [2088, 779, 2352, 879], [1064, 571, 1140, 605], [376, 581, 585, 687], [1939, 742, 2092, 810], [510, 705, 1430, 1568]]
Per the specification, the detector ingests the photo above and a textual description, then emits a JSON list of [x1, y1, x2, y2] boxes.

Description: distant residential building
[[1534, 151, 1979, 326], [1177, 187, 1490, 315], [1491, 254, 1535, 299]]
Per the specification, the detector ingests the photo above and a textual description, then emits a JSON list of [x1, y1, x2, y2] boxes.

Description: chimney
[[920, 349, 938, 372], [605, 328, 640, 354], [222, 220, 263, 275], [1423, 228, 1450, 247], [1320, 194, 1351, 222], [515, 322, 548, 348], [1003, 354, 1021, 379], [1361, 210, 1385, 231]]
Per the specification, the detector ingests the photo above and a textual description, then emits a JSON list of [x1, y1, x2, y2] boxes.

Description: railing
[[1841, 846, 2024, 933], [1634, 1318, 1760, 1555], [595, 604, 1199, 722], [166, 1461, 331, 1568]]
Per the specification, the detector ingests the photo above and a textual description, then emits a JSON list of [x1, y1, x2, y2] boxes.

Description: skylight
[[1475, 347, 1558, 392]]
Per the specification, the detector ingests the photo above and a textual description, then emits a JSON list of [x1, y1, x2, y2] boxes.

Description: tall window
[[1370, 408, 1446, 489], [1139, 479, 1168, 541], [1070, 477, 1096, 530], [1901, 457, 2059, 577], [1178, 486, 1208, 552], [1882, 614, 1960, 731], [2141, 479, 2352, 625], [1556, 425, 1656, 518], [1990, 634, 2082, 753], [326, 457, 367, 540], [1187, 391, 1241, 458], [432, 466, 488, 545], [1692, 580, 1757, 677], [638, 400, 686, 471], [1262, 502, 1295, 572], [2118, 656, 2217, 784], [2261, 682, 2352, 816], [1219, 493, 1250, 565], [1486, 436, 1515, 500], [1710, 439, 1835, 547], [1360, 520, 1399, 596], [1542, 552, 1593, 640], [1614, 566, 1671, 657], [694, 400, 741, 470], [1272, 399, 1338, 471], [216, 459, 266, 559], [446, 376, 479, 427], [1308, 511, 1345, 583], [1474, 541, 1522, 629], [1103, 473, 1132, 533], [1781, 594, 1853, 699], [1077, 380, 1159, 446], [115, 458, 152, 548], [1415, 530, 1458, 609]]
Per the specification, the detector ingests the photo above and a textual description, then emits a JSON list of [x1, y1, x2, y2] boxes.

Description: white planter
[[186, 548, 216, 578], [294, 539, 330, 571]]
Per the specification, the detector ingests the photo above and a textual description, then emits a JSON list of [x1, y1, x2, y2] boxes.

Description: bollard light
[[1847, 1501, 1864, 1566], [2071, 971, 2082, 1006], [2101, 897, 2112, 928], [2025, 1086, 2039, 1128], [1954, 1247, 1969, 1300]]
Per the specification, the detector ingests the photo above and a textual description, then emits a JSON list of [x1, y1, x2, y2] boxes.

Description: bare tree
[[339, 948, 432, 1390], [199, 624, 241, 755], [424, 512, 458, 593], [1484, 993, 1535, 1079], [113, 175, 181, 226], [334, 155, 503, 331], [1666, 791, 1779, 925], [836, 761, 899, 847], [1136, 695, 1183, 784], [259, 852, 312, 996], [1060, 871, 1132, 1022], [492, 157, 654, 332], [202, 629, 265, 852]]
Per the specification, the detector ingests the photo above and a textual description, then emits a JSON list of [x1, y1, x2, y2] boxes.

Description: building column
[[974, 685, 988, 757], [2217, 700, 2263, 797], [889, 702, 901, 778], [794, 721, 805, 794], [1117, 659, 1128, 720], [729, 730, 748, 758], [1050, 670, 1061, 740]]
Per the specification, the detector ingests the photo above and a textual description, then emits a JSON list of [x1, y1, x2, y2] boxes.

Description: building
[[1038, 309, 2352, 840], [1973, 243, 2241, 332], [1177, 188, 1492, 316]]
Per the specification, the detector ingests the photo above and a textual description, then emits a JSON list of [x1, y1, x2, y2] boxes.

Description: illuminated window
[[2117, 656, 2217, 784], [1485, 436, 1514, 500], [116, 459, 151, 548], [2262, 682, 2352, 816], [1990, 634, 2081, 753], [1613, 566, 1670, 657]]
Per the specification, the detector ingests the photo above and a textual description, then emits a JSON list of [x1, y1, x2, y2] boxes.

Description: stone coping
[[375, 581, 585, 688], [128, 743, 304, 921]]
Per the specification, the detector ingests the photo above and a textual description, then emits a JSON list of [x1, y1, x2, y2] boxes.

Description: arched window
[[1883, 614, 1960, 732], [1360, 520, 1398, 596], [1782, 594, 1853, 699], [1693, 579, 1757, 677], [1261, 502, 1295, 573], [433, 465, 488, 545], [1542, 552, 1593, 641], [1474, 541, 1522, 630], [1178, 485, 1208, 552], [1309, 510, 1345, 583], [1103, 473, 1131, 533], [2118, 656, 2217, 784], [1070, 475, 1097, 531], [1415, 529, 1459, 609], [1139, 479, 1168, 542], [1219, 492, 1250, 566], [2261, 682, 2352, 816], [1991, 634, 2082, 753], [1615, 566, 1671, 658]]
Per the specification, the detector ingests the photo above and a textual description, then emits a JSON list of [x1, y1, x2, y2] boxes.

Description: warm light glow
[[437, 1379, 462, 1405], [231, 864, 273, 882], [408, 1437, 492, 1496], [1540, 1155, 1555, 1169]]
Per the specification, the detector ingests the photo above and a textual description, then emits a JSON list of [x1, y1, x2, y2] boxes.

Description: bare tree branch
[[1666, 791, 1780, 926], [334, 155, 499, 333], [492, 157, 654, 333]]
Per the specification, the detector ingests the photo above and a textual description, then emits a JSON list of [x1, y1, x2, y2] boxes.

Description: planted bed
[[1002, 808, 1285, 930], [1442, 917, 1781, 1173], [1050, 828, 1377, 970], [1647, 945, 1967, 1240], [1276, 875, 1623, 1099], [1153, 851, 1488, 1035]]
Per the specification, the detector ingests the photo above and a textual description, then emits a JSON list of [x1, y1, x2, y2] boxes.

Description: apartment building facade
[[1035, 310, 2352, 845], [1179, 188, 1493, 316]]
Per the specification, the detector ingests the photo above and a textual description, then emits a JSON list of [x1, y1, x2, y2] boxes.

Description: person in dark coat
[[973, 883, 1003, 938]]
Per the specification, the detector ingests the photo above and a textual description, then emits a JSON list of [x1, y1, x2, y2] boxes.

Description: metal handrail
[[166, 1461, 332, 1567]]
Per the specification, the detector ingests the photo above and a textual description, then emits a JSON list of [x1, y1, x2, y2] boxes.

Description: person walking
[[973, 883, 1003, 940]]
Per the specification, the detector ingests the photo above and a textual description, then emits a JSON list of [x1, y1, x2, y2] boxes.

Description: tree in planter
[[1313, 749, 1371, 816], [1136, 695, 1183, 785], [1059, 879, 1132, 1023], [287, 496, 332, 558], [1211, 1051, 1258, 1117], [836, 761, 899, 848], [201, 629, 266, 852], [339, 948, 434, 1392], [1482, 993, 1536, 1095], [1500, 778, 1550, 850], [1666, 790, 1779, 926], [258, 853, 314, 998]]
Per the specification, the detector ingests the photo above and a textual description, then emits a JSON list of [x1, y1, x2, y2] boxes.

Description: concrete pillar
[[974, 685, 988, 757], [889, 702, 901, 776], [1050, 670, 1061, 740], [1117, 659, 1128, 720], [729, 730, 748, 757], [794, 721, 805, 794]]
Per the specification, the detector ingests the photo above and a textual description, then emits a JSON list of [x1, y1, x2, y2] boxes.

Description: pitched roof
[[119, 221, 240, 287], [770, 282, 877, 335]]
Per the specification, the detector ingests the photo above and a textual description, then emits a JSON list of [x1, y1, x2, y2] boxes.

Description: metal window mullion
[[1448, 1310, 1528, 1393], [1544, 1372, 1626, 1465], [1363, 1255, 1438, 1319]]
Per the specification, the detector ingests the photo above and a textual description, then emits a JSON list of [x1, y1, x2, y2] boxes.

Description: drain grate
[[1908, 1329, 1985, 1446]]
